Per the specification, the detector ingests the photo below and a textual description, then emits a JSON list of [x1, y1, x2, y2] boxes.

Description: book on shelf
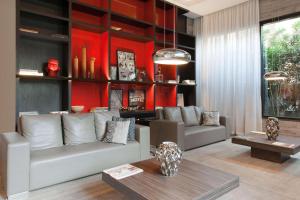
[[18, 69, 43, 76], [103, 164, 143, 180]]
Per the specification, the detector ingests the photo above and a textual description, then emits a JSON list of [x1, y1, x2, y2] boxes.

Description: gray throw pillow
[[94, 111, 120, 141], [194, 106, 203, 124], [63, 113, 97, 145], [112, 116, 135, 141], [202, 111, 220, 126], [181, 106, 199, 126], [102, 121, 130, 145], [163, 107, 183, 122], [21, 114, 63, 151]]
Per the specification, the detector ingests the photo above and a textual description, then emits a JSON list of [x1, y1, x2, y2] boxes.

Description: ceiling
[[166, 0, 249, 17]]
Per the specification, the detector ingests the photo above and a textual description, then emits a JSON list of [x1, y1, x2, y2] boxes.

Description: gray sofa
[[0, 112, 150, 199], [150, 106, 231, 150]]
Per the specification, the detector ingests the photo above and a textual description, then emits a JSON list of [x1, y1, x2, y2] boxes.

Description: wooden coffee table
[[103, 159, 239, 200], [232, 131, 300, 163]]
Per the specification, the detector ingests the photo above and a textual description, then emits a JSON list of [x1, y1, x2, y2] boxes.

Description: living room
[[1, 0, 300, 199]]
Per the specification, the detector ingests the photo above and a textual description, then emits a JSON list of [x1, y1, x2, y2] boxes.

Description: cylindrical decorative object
[[90, 57, 96, 79], [73, 56, 79, 79], [266, 117, 280, 141], [82, 47, 87, 79], [155, 142, 182, 176]]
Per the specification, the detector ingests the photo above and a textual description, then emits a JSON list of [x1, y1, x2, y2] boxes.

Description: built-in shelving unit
[[16, 0, 196, 118]]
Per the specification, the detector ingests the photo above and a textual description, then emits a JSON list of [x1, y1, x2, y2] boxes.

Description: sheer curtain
[[195, 0, 262, 135]]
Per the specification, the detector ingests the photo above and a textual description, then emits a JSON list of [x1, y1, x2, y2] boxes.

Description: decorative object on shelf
[[128, 89, 145, 110], [111, 26, 122, 31], [110, 66, 117, 80], [155, 141, 182, 176], [177, 75, 180, 83], [47, 58, 60, 77], [82, 46, 87, 79], [137, 68, 147, 82], [265, 117, 280, 141], [166, 80, 177, 84], [153, 1, 191, 65], [19, 27, 39, 34], [90, 107, 109, 113], [18, 69, 43, 77], [117, 50, 136, 81], [154, 66, 163, 83], [73, 56, 79, 79], [182, 80, 196, 85], [90, 57, 96, 79], [177, 93, 184, 107], [71, 105, 84, 113], [110, 89, 123, 110]]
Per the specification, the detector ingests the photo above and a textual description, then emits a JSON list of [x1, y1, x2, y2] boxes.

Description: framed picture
[[110, 65, 117, 80], [128, 89, 145, 111], [117, 50, 136, 81], [110, 89, 123, 110]]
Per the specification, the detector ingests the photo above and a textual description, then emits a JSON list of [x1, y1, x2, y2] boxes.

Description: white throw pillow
[[202, 111, 220, 126], [102, 121, 130, 145]]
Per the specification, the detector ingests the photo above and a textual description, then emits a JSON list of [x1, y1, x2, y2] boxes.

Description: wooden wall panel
[[0, 0, 16, 132], [260, 0, 300, 21]]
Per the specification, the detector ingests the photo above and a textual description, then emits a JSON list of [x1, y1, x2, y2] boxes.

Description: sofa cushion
[[21, 114, 63, 151], [63, 113, 96, 145], [103, 121, 130, 145], [181, 106, 199, 126], [30, 141, 140, 190], [94, 111, 120, 141], [112, 116, 136, 141], [203, 111, 220, 126], [194, 106, 203, 124], [155, 108, 164, 120], [163, 107, 183, 122]]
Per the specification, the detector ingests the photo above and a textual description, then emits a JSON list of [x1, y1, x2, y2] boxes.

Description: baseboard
[[6, 191, 28, 200]]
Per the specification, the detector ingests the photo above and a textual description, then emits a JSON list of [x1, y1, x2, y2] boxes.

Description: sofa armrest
[[220, 116, 232, 139], [0, 132, 30, 197], [150, 120, 185, 150], [135, 125, 150, 160]]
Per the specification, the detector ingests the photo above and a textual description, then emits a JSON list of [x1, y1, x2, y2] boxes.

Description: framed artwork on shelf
[[117, 50, 136, 81], [128, 89, 146, 111], [110, 89, 123, 110]]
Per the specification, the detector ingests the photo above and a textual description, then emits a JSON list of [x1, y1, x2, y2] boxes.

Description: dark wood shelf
[[178, 84, 197, 87], [20, 4, 69, 22], [156, 0, 174, 10], [16, 75, 69, 81], [19, 29, 69, 43], [110, 80, 153, 85], [176, 31, 195, 38], [72, 1, 107, 16], [111, 12, 153, 28], [177, 44, 195, 50], [72, 78, 107, 83], [72, 20, 107, 33], [155, 25, 174, 33], [155, 40, 174, 47], [110, 29, 153, 42], [155, 82, 178, 86]]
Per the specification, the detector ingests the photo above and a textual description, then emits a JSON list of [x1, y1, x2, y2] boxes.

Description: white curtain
[[195, 0, 262, 135]]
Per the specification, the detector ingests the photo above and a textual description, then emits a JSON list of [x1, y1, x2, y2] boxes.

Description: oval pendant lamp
[[153, 1, 191, 65]]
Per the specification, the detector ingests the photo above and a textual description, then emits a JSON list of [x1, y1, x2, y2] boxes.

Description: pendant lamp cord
[[164, 0, 166, 48], [173, 5, 175, 49]]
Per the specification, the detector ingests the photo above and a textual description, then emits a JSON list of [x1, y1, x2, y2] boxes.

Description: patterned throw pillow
[[112, 117, 136, 141], [202, 111, 220, 126], [102, 121, 130, 145]]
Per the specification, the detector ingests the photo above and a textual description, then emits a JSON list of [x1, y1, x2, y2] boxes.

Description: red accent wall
[[76, 0, 108, 9], [155, 85, 177, 107]]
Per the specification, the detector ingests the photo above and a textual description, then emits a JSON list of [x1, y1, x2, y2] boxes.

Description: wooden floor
[[1, 140, 300, 200]]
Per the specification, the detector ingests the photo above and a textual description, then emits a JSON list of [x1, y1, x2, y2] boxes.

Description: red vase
[[47, 58, 60, 77]]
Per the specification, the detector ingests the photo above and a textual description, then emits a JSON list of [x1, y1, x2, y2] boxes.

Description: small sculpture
[[73, 56, 79, 79], [82, 47, 87, 79], [90, 57, 96, 79], [155, 142, 182, 176], [266, 117, 280, 140], [47, 58, 60, 77]]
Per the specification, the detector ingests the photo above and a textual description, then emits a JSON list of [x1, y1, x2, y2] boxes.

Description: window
[[261, 16, 300, 119]]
